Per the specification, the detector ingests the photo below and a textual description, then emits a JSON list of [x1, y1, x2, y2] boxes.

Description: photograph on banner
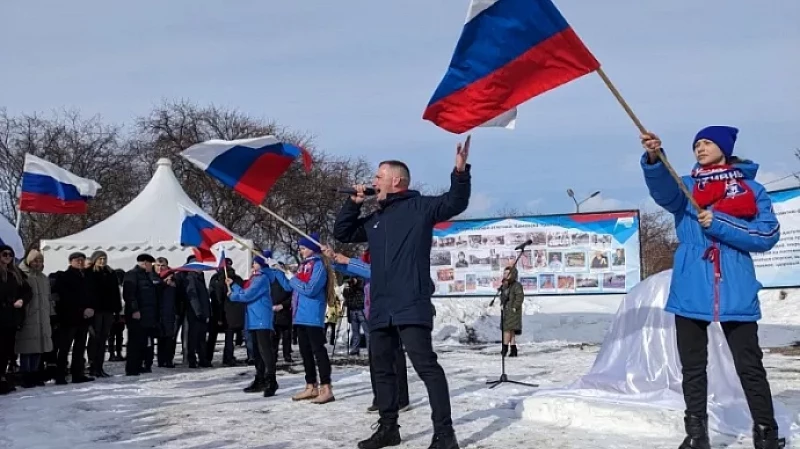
[[431, 211, 642, 296], [753, 187, 800, 288]]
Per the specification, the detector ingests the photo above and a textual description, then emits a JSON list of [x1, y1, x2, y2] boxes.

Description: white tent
[[519, 270, 794, 440], [40, 158, 253, 277]]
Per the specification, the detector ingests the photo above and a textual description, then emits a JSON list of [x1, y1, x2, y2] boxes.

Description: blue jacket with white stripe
[[641, 153, 780, 322]]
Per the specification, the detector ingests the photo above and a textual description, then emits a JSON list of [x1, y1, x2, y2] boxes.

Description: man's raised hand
[[456, 135, 470, 172]]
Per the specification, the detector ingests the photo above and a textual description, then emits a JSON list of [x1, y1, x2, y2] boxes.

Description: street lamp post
[[566, 189, 601, 213]]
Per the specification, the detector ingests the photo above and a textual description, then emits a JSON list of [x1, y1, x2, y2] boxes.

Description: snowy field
[[3, 287, 800, 449]]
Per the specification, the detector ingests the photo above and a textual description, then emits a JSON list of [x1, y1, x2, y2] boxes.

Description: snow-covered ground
[[2, 288, 800, 449]]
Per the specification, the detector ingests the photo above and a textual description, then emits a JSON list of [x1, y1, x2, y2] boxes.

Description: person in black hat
[[122, 253, 161, 376], [53, 251, 97, 384]]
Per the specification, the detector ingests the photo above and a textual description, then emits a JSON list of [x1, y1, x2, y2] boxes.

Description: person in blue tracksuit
[[641, 127, 783, 449], [325, 248, 410, 414], [228, 252, 280, 397], [272, 232, 336, 405]]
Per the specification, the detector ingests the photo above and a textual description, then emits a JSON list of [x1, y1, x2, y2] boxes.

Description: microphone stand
[[486, 245, 538, 390]]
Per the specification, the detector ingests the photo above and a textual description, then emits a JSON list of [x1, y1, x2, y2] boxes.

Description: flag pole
[[14, 211, 23, 232], [258, 204, 322, 247], [594, 67, 701, 213]]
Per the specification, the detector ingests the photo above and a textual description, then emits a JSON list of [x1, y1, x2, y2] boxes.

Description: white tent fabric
[[523, 270, 794, 438], [0, 214, 24, 258], [40, 158, 253, 277]]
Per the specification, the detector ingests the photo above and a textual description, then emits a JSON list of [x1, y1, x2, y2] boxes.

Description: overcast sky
[[2, 0, 799, 217]]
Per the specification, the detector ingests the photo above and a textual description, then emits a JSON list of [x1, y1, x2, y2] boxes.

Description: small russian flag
[[19, 154, 101, 214], [180, 135, 312, 205], [179, 207, 234, 262]]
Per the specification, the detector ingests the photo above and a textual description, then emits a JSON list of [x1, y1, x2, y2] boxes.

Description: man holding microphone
[[334, 137, 471, 449]]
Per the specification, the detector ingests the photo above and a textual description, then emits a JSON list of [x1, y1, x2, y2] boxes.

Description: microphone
[[514, 239, 533, 251], [332, 187, 377, 196]]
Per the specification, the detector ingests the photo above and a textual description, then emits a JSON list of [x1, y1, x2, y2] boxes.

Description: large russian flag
[[19, 154, 101, 214], [423, 0, 601, 134], [179, 207, 235, 262], [180, 136, 312, 205]]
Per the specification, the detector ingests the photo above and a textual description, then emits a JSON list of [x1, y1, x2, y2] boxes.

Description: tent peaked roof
[[41, 158, 244, 250]]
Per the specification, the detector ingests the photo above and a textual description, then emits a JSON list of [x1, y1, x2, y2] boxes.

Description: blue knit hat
[[254, 250, 272, 268], [298, 232, 321, 253], [693, 126, 739, 159]]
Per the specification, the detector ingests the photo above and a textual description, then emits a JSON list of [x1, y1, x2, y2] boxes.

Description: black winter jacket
[[0, 271, 31, 329], [209, 270, 245, 331], [123, 266, 161, 329], [55, 267, 97, 327], [333, 165, 470, 329], [271, 278, 293, 328], [87, 267, 122, 313]]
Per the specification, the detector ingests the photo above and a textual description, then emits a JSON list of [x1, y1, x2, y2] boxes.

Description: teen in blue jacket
[[641, 127, 783, 449], [327, 249, 410, 414], [273, 232, 335, 405], [228, 252, 280, 397]]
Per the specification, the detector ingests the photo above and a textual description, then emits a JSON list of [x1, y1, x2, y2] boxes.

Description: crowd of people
[[0, 242, 375, 395]]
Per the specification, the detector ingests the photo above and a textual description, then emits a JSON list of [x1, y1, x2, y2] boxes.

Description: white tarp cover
[[40, 158, 253, 278], [523, 269, 794, 438]]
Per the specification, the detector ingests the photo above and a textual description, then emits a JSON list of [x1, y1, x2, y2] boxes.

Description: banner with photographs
[[431, 211, 641, 296], [753, 187, 800, 288]]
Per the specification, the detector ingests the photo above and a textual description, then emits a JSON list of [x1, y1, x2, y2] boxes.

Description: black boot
[[509, 345, 518, 357], [20, 373, 36, 388], [244, 376, 265, 393], [263, 377, 279, 398], [501, 344, 508, 357], [428, 430, 459, 449], [679, 414, 710, 449], [357, 422, 401, 449], [753, 424, 785, 449]]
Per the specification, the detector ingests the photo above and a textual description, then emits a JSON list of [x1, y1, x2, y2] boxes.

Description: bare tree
[[133, 101, 372, 262], [0, 109, 141, 248], [639, 209, 678, 278]]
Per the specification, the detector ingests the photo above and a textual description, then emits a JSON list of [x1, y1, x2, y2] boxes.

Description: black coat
[[0, 271, 31, 329], [343, 278, 366, 311], [123, 266, 161, 329], [158, 277, 177, 337], [271, 278, 293, 328], [209, 271, 245, 331], [54, 267, 97, 327], [333, 166, 471, 329], [176, 271, 211, 321], [87, 267, 122, 313]]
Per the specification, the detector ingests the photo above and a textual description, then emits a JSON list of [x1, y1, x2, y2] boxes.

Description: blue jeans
[[349, 310, 369, 353]]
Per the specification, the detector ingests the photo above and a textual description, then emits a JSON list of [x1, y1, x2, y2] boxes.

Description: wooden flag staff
[[594, 67, 702, 213], [258, 204, 323, 247]]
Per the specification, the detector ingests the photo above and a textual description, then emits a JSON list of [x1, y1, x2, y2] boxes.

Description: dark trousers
[[126, 320, 155, 374], [206, 325, 236, 363], [186, 309, 208, 365], [676, 315, 777, 428], [369, 343, 409, 407], [57, 324, 89, 377], [172, 313, 185, 362], [273, 325, 292, 361], [0, 327, 16, 379], [89, 312, 114, 372], [372, 325, 453, 434], [251, 329, 277, 381], [20, 353, 42, 373], [157, 336, 176, 366], [296, 325, 331, 385], [325, 322, 336, 346], [108, 321, 124, 357]]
